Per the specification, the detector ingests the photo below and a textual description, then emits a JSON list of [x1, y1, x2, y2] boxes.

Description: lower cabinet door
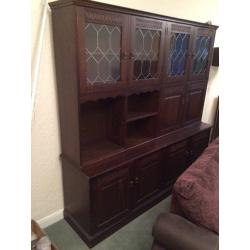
[[186, 130, 210, 166], [161, 141, 187, 187], [91, 164, 131, 229], [134, 151, 161, 207]]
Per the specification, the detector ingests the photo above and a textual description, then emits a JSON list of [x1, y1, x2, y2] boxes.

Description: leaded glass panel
[[133, 28, 161, 80], [84, 23, 121, 84], [168, 33, 190, 76], [192, 36, 211, 75]]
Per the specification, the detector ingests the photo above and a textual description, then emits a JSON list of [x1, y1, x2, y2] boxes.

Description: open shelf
[[81, 140, 124, 164], [80, 97, 125, 164], [126, 91, 159, 123], [126, 111, 158, 123], [126, 117, 156, 146]]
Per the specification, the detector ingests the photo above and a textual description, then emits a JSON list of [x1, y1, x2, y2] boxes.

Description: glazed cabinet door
[[184, 81, 207, 124], [129, 16, 165, 87], [161, 141, 187, 187], [189, 27, 215, 81], [164, 23, 193, 83], [159, 84, 185, 134], [77, 7, 129, 93], [133, 151, 162, 207], [91, 164, 131, 230]]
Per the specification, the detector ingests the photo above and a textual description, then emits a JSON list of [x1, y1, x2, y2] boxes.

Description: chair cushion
[[172, 138, 219, 234]]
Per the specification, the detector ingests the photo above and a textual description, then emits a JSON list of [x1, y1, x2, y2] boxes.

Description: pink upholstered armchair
[[152, 138, 219, 250]]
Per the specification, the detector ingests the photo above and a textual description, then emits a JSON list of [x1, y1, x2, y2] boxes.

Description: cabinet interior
[[126, 117, 156, 146], [80, 97, 125, 164], [127, 91, 159, 121]]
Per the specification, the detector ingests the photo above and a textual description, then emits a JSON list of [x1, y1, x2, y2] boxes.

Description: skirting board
[[37, 209, 64, 228]]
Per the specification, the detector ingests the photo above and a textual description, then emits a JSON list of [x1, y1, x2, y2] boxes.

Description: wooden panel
[[161, 141, 187, 187], [91, 165, 131, 229], [184, 83, 206, 124], [51, 5, 81, 164], [186, 130, 210, 165], [134, 151, 161, 206], [160, 85, 185, 133]]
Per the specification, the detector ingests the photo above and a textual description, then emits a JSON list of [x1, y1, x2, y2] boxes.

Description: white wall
[[32, 0, 219, 222]]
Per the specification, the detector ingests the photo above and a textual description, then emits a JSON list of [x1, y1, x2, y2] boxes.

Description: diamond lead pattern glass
[[169, 33, 190, 76], [192, 36, 211, 75], [85, 23, 121, 84], [133, 28, 161, 80]]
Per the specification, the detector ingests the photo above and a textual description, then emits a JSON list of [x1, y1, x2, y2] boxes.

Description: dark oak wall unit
[[49, 0, 218, 247]]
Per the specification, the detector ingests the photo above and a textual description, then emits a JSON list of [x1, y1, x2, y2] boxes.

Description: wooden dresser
[[49, 0, 218, 247]]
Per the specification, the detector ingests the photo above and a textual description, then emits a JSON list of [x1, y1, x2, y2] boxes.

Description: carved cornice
[[197, 28, 214, 37], [136, 18, 163, 30], [85, 8, 123, 25], [171, 24, 191, 33]]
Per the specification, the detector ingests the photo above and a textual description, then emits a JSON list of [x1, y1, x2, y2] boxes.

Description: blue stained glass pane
[[192, 36, 211, 75], [168, 33, 189, 76]]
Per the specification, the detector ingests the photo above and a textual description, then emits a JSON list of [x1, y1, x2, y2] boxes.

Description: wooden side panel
[[51, 6, 81, 164], [62, 158, 91, 233]]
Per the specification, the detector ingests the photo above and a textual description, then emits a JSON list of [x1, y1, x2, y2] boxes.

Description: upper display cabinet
[[129, 16, 165, 87], [50, 0, 218, 100], [164, 23, 193, 83], [76, 7, 129, 93], [189, 27, 216, 81]]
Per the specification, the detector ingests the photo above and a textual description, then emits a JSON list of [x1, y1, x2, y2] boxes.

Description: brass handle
[[135, 177, 139, 184], [121, 52, 129, 60], [130, 53, 135, 60], [182, 98, 185, 105]]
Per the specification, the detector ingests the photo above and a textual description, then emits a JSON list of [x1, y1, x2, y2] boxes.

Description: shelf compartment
[[127, 91, 159, 115], [126, 111, 158, 123], [80, 97, 126, 164], [81, 140, 124, 164], [126, 117, 156, 147]]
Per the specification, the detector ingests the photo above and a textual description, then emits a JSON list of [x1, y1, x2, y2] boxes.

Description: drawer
[[190, 130, 210, 143], [135, 151, 161, 167], [166, 140, 187, 154]]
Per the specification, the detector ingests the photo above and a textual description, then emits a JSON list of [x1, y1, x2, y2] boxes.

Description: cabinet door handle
[[135, 177, 139, 184], [121, 52, 129, 60], [130, 53, 135, 60], [130, 180, 134, 187]]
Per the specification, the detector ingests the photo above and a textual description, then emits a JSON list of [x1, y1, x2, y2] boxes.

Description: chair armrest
[[152, 213, 219, 250]]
